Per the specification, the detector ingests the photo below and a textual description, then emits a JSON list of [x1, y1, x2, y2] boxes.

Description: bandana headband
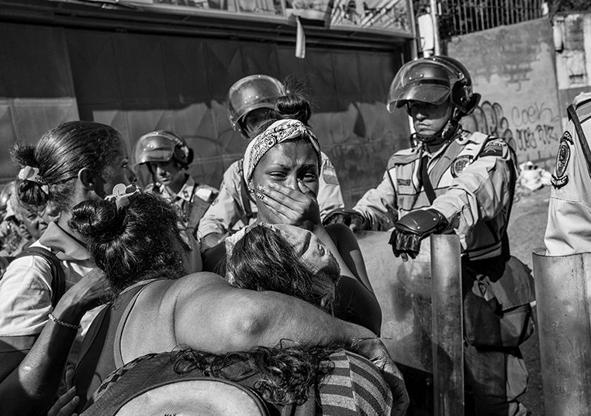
[[242, 119, 321, 186]]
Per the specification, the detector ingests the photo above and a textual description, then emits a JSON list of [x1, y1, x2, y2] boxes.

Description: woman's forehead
[[258, 140, 319, 167]]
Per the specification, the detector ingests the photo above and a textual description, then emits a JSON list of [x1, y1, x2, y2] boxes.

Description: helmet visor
[[387, 60, 452, 112], [134, 135, 175, 165]]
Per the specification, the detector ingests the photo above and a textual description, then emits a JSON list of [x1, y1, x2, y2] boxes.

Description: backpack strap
[[15, 247, 65, 308]]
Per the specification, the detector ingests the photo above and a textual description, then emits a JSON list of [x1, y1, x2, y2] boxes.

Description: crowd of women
[[0, 74, 410, 416]]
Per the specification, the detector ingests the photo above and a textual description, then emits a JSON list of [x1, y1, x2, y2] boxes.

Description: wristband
[[48, 313, 80, 331]]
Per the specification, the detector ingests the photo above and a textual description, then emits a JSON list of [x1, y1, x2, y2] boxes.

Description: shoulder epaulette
[[387, 148, 420, 169], [479, 136, 509, 158], [573, 92, 591, 124], [195, 185, 218, 203], [464, 130, 489, 145]]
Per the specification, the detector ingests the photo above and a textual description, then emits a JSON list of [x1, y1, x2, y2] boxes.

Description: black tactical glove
[[388, 208, 449, 259], [322, 208, 369, 232]]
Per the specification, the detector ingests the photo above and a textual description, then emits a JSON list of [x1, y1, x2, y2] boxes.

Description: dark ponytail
[[12, 121, 123, 214], [11, 145, 48, 207], [69, 193, 184, 292]]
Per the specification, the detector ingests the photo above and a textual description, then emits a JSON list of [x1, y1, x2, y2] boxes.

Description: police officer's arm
[[352, 170, 398, 231], [317, 154, 346, 220], [197, 162, 244, 249], [430, 139, 515, 241]]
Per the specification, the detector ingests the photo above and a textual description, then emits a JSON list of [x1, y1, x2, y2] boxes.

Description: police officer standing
[[198, 75, 344, 250], [545, 91, 591, 255], [135, 130, 218, 242], [325, 56, 529, 415]]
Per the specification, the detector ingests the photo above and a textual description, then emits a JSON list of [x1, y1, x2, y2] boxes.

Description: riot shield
[[532, 250, 591, 415], [357, 231, 464, 415]]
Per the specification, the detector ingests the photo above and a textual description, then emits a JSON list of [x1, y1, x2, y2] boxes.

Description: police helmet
[[228, 75, 285, 132], [387, 55, 480, 116], [134, 130, 193, 167]]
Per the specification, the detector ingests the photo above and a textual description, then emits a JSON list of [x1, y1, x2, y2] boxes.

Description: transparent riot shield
[[357, 231, 464, 415], [532, 250, 591, 415]]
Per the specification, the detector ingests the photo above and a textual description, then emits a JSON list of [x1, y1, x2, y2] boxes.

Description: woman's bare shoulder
[[166, 271, 230, 297]]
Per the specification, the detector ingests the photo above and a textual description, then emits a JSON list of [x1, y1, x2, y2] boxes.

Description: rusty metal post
[[532, 250, 591, 415], [430, 234, 464, 416]]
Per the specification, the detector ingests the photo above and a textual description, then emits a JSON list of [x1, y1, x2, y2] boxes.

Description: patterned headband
[[242, 119, 321, 186]]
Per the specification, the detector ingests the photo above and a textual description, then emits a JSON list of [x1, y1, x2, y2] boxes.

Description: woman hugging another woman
[[64, 186, 406, 414]]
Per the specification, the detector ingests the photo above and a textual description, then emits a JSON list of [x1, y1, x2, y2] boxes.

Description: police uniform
[[355, 130, 514, 255], [545, 92, 591, 255], [147, 175, 217, 235], [354, 129, 531, 415], [197, 151, 345, 240]]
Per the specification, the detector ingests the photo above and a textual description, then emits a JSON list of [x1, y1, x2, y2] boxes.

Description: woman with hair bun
[[198, 75, 345, 252], [238, 118, 382, 335], [66, 186, 405, 413], [0, 121, 136, 415]]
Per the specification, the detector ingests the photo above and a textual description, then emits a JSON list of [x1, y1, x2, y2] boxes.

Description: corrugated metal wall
[[0, 13, 412, 206]]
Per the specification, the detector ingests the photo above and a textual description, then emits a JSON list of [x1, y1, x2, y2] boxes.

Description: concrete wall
[[447, 18, 562, 167], [553, 13, 591, 127]]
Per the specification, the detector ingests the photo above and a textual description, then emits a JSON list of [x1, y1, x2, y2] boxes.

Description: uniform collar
[[421, 129, 473, 159], [39, 222, 91, 261], [149, 175, 196, 202], [455, 129, 478, 145], [174, 175, 197, 203]]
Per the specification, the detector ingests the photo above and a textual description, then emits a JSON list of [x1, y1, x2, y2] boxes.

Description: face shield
[[387, 60, 453, 113], [134, 134, 176, 166]]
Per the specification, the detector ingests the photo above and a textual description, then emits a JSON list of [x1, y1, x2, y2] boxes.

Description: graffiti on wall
[[461, 100, 561, 163]]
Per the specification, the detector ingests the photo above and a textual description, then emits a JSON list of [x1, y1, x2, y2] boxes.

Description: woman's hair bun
[[276, 93, 312, 125], [69, 200, 126, 244], [15, 179, 49, 207]]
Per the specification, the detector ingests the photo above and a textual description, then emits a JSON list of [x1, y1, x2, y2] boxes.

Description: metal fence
[[436, 0, 544, 38]]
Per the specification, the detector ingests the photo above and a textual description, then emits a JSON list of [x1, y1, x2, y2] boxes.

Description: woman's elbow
[[218, 296, 272, 350]]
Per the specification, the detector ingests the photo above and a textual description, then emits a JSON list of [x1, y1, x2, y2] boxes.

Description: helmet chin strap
[[413, 107, 462, 146]]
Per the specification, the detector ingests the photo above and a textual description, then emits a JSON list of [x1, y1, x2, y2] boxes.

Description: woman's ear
[[78, 167, 94, 190], [78, 168, 106, 197]]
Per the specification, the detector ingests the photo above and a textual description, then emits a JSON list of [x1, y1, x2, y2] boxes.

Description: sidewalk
[[507, 186, 551, 416]]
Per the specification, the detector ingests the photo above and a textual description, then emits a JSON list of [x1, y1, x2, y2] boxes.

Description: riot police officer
[[325, 56, 530, 415], [198, 75, 344, 250], [135, 130, 218, 240], [545, 91, 591, 255]]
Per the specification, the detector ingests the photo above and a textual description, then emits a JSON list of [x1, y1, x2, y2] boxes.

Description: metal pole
[[429, 0, 441, 55], [532, 250, 591, 415], [431, 234, 464, 416]]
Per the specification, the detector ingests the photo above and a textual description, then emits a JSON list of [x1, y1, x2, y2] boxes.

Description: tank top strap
[[75, 278, 163, 409]]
